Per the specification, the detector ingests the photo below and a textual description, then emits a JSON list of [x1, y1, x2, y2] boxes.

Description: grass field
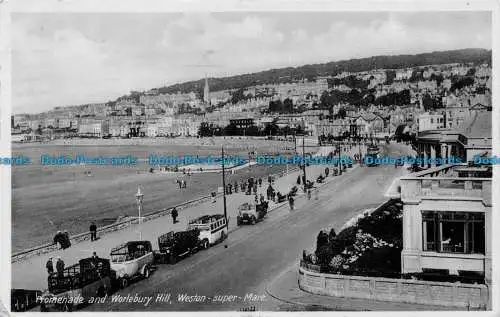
[[11, 138, 296, 252]]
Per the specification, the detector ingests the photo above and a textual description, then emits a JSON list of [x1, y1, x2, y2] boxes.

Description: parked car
[[188, 214, 228, 247], [156, 228, 202, 264], [39, 257, 113, 312], [110, 241, 154, 289], [236, 202, 268, 226]]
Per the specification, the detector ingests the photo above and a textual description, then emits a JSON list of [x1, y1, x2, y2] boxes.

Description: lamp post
[[221, 146, 228, 227], [135, 186, 144, 240]]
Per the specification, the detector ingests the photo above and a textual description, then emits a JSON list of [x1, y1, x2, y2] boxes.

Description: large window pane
[[441, 221, 465, 253], [473, 222, 485, 254], [423, 220, 437, 251]]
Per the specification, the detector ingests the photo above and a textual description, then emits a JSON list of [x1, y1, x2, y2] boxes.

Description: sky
[[12, 11, 491, 114]]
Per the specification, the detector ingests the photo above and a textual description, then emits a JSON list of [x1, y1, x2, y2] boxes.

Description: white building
[[417, 112, 445, 132]]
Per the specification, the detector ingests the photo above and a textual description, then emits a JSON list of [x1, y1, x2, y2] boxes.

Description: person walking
[[211, 191, 217, 203], [45, 257, 54, 275], [307, 189, 312, 200], [171, 207, 178, 224], [56, 257, 65, 277], [89, 222, 97, 242], [288, 195, 294, 211], [260, 193, 265, 204]]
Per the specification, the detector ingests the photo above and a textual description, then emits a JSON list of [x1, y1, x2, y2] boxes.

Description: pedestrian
[[46, 257, 54, 275], [56, 257, 65, 277], [177, 179, 181, 188], [89, 222, 97, 242], [63, 231, 71, 249], [182, 180, 187, 188], [234, 181, 238, 193], [171, 207, 178, 224], [258, 178, 262, 187], [307, 189, 312, 200], [211, 191, 217, 203], [325, 167, 329, 177], [260, 194, 265, 204], [315, 188, 319, 200], [53, 231, 63, 249], [253, 183, 258, 195], [288, 195, 294, 211], [254, 193, 259, 203]]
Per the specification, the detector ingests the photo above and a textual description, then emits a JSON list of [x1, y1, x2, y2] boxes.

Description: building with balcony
[[400, 164, 492, 284]]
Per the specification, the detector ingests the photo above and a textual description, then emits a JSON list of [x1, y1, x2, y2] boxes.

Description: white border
[[0, 1, 499, 317]]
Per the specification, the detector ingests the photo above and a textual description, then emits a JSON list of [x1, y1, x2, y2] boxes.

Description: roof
[[461, 111, 492, 139]]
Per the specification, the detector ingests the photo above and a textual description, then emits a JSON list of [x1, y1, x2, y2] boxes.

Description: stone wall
[[298, 265, 489, 309]]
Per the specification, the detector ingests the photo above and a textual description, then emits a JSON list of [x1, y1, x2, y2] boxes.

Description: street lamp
[[135, 186, 144, 240]]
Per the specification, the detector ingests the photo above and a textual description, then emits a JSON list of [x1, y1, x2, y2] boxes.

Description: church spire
[[203, 74, 210, 104]]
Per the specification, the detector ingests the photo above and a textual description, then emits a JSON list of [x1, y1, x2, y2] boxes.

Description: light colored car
[[110, 241, 154, 288], [236, 202, 268, 225], [188, 214, 228, 247]]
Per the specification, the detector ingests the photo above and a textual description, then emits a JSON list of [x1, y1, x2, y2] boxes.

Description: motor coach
[[188, 214, 228, 247], [110, 241, 154, 289], [39, 257, 113, 312]]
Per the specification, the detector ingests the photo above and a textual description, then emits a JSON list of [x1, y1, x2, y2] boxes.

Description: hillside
[[156, 48, 491, 95]]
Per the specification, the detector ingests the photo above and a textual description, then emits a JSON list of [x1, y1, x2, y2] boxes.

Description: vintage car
[[156, 228, 202, 264], [366, 145, 380, 167], [110, 241, 154, 289], [236, 202, 268, 226], [188, 214, 228, 247], [39, 257, 113, 312]]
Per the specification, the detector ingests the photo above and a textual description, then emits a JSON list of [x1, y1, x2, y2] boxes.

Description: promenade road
[[12, 151, 336, 291], [79, 143, 416, 311]]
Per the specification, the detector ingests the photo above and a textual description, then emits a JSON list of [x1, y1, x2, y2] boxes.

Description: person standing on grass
[[171, 207, 178, 224], [89, 222, 97, 241]]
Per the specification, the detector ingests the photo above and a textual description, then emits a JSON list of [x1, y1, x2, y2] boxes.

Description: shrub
[[350, 246, 401, 274], [316, 230, 329, 251], [330, 226, 358, 255], [328, 228, 337, 242]]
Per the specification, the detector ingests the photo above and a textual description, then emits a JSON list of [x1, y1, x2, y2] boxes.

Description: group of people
[[45, 256, 65, 276], [53, 231, 71, 249], [176, 179, 187, 189]]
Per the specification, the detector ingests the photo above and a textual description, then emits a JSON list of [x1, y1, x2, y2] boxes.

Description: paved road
[[82, 143, 413, 311]]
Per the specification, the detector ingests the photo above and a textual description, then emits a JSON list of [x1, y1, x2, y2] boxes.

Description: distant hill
[[156, 48, 491, 95]]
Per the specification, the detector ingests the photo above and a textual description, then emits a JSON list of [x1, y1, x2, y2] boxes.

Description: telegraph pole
[[221, 146, 228, 227]]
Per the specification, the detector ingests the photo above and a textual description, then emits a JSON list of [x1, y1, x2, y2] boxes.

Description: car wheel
[[97, 286, 106, 297], [143, 266, 150, 279], [120, 277, 129, 289], [203, 240, 209, 249], [63, 303, 72, 312]]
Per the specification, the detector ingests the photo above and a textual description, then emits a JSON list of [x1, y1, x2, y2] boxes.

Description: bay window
[[422, 211, 484, 254]]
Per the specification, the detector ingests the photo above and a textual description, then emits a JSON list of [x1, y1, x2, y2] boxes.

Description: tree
[[283, 98, 294, 113]]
